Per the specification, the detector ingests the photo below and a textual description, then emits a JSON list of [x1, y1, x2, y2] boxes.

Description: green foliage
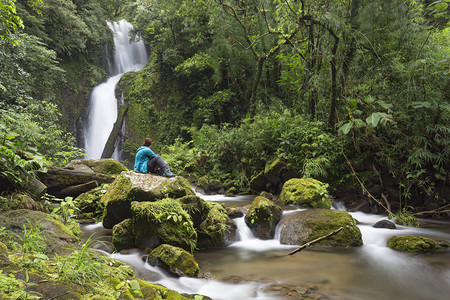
[[52, 197, 79, 224], [13, 220, 46, 254]]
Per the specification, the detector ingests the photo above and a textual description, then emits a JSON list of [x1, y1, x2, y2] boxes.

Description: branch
[[413, 203, 450, 216], [288, 227, 343, 255]]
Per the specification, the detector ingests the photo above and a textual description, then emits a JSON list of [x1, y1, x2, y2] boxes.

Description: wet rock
[[112, 218, 135, 251], [197, 202, 237, 249], [280, 178, 332, 209], [278, 209, 363, 247], [373, 220, 397, 229], [147, 244, 199, 277], [226, 205, 247, 218], [244, 196, 282, 239], [102, 171, 195, 228], [131, 199, 197, 252], [66, 158, 128, 175], [259, 191, 274, 200], [387, 235, 437, 252], [73, 183, 108, 218]]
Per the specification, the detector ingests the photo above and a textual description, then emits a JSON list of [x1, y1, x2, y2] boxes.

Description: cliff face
[[55, 32, 114, 149]]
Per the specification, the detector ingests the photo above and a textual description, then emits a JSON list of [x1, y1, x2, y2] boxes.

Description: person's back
[[133, 138, 174, 177]]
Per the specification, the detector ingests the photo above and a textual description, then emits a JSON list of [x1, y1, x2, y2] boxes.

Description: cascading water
[[82, 194, 450, 300], [84, 20, 147, 159]]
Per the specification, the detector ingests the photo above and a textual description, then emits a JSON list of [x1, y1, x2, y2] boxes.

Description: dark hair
[[143, 137, 153, 147]]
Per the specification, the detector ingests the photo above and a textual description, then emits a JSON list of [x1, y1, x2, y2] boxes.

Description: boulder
[[197, 202, 237, 250], [102, 171, 195, 229], [131, 199, 197, 252], [73, 184, 108, 218], [278, 209, 363, 247], [147, 244, 199, 277], [250, 158, 298, 194], [373, 220, 397, 229], [226, 205, 247, 218], [177, 195, 210, 228], [244, 196, 282, 239], [0, 209, 79, 252], [280, 178, 331, 209], [66, 159, 128, 175], [387, 235, 437, 252], [112, 218, 135, 251], [249, 172, 268, 193]]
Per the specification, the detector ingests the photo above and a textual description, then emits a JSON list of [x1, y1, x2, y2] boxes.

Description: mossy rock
[[278, 209, 363, 247], [280, 178, 331, 209], [0, 193, 47, 212], [177, 195, 210, 228], [67, 159, 128, 175], [0, 209, 79, 252], [147, 244, 199, 277], [197, 202, 237, 250], [244, 196, 282, 240], [102, 171, 195, 229], [137, 278, 191, 299], [112, 219, 135, 251], [387, 235, 437, 252], [249, 172, 268, 193], [74, 184, 108, 216], [131, 199, 197, 252], [264, 157, 286, 184]]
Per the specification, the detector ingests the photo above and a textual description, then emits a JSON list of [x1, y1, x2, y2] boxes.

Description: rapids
[[83, 194, 450, 300]]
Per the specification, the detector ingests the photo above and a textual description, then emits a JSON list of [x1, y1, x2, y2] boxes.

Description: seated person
[[133, 137, 175, 177]]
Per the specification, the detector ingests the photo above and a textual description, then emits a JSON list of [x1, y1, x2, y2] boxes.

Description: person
[[133, 137, 175, 177]]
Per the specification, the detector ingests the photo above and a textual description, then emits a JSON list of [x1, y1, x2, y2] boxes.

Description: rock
[[259, 191, 273, 200], [280, 178, 331, 209], [73, 184, 108, 217], [249, 172, 268, 193], [197, 202, 237, 249], [112, 218, 135, 251], [66, 158, 128, 175], [387, 235, 437, 252], [264, 158, 286, 185], [39, 165, 116, 198], [195, 177, 225, 195], [102, 171, 195, 229], [278, 209, 363, 247], [373, 220, 397, 229], [147, 244, 199, 277], [244, 196, 282, 239], [226, 205, 247, 218], [177, 195, 210, 228], [0, 209, 79, 252], [131, 199, 197, 252]]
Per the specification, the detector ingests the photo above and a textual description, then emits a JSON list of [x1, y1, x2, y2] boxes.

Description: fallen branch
[[413, 203, 450, 216], [288, 227, 343, 255]]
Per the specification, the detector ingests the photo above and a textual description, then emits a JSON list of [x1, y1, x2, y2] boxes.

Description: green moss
[[82, 159, 128, 175], [280, 178, 331, 209], [388, 235, 437, 252], [112, 219, 135, 251], [197, 202, 232, 249], [246, 196, 282, 224], [74, 184, 108, 217], [148, 244, 199, 277], [249, 172, 268, 192], [0, 271, 40, 299], [132, 199, 197, 252]]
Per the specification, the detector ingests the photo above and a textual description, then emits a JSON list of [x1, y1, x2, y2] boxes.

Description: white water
[[84, 20, 147, 159], [85, 196, 450, 300]]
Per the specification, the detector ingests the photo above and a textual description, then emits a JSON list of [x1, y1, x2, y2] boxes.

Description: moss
[[132, 199, 197, 252], [74, 184, 108, 217], [388, 235, 437, 252], [279, 209, 363, 247], [249, 172, 268, 193], [138, 278, 190, 300], [112, 219, 135, 251], [101, 173, 133, 228], [280, 178, 331, 209], [264, 157, 286, 183], [148, 244, 199, 277], [197, 202, 234, 249], [245, 196, 282, 240], [177, 195, 210, 228], [83, 159, 128, 175], [0, 241, 7, 253]]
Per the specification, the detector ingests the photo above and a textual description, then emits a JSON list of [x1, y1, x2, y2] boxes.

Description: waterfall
[[84, 20, 147, 159]]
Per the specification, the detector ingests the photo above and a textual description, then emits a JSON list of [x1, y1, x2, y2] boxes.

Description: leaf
[[339, 122, 353, 135], [128, 280, 140, 290], [366, 113, 382, 127], [364, 95, 375, 104], [348, 98, 358, 108]]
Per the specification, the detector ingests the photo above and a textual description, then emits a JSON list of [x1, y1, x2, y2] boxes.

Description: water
[[84, 20, 147, 159], [84, 195, 450, 300]]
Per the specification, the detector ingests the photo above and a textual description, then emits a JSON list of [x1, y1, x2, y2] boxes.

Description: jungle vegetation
[[1, 0, 449, 215]]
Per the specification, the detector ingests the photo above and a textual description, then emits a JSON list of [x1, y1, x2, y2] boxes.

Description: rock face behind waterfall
[[102, 171, 195, 229], [278, 209, 363, 247], [244, 196, 282, 239]]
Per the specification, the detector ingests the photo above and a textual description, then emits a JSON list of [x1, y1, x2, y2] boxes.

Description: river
[[83, 194, 450, 300]]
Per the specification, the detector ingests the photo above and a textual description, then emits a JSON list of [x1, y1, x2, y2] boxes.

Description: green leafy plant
[[52, 196, 79, 225]]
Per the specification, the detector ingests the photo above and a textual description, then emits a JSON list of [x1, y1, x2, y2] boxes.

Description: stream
[[83, 194, 450, 300]]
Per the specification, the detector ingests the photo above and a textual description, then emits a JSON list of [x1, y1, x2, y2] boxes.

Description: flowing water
[[83, 194, 450, 300], [84, 20, 147, 159]]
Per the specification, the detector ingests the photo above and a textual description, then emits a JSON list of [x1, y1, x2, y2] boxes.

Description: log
[[288, 227, 344, 255], [57, 180, 99, 198]]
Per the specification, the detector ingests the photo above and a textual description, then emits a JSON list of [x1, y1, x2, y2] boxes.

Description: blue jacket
[[133, 146, 157, 173]]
